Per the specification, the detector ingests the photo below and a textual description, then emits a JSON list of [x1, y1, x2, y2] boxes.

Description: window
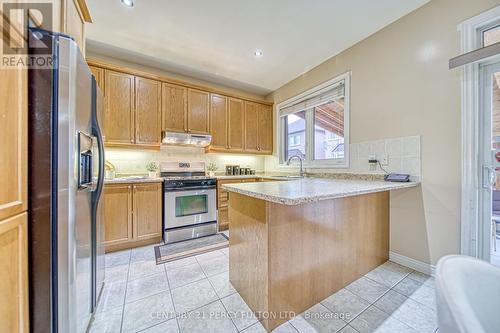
[[284, 111, 306, 160], [288, 134, 301, 146], [483, 25, 500, 46], [279, 73, 350, 167]]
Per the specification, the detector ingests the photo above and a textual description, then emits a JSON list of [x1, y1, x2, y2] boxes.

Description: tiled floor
[[89, 244, 438, 333]]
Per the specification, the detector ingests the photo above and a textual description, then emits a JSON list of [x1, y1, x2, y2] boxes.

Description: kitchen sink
[[269, 175, 304, 180], [114, 176, 150, 180]]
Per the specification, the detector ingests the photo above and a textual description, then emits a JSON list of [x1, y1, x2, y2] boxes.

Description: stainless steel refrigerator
[[28, 28, 106, 333]]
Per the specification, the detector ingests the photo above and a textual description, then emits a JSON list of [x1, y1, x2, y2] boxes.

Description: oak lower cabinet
[[133, 183, 163, 241], [0, 213, 29, 333], [0, 10, 29, 331], [0, 48, 27, 221], [103, 182, 162, 252]]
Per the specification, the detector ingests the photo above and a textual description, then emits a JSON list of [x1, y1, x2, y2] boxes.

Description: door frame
[[460, 6, 500, 258]]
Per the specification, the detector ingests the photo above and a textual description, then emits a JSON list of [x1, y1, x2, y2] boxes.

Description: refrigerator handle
[[91, 77, 105, 200]]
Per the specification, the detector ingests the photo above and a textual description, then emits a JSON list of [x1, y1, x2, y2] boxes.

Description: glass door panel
[[481, 62, 500, 267]]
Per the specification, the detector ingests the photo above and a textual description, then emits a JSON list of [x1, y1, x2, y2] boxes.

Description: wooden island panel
[[228, 191, 389, 331]]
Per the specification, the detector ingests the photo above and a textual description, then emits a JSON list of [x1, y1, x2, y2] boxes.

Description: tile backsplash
[[351, 135, 421, 177], [106, 135, 421, 180], [265, 135, 422, 180], [105, 146, 265, 175]]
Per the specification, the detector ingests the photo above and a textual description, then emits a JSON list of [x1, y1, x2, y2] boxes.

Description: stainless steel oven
[[163, 178, 218, 243]]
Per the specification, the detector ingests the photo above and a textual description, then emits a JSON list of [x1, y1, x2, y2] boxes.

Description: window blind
[[279, 80, 345, 116]]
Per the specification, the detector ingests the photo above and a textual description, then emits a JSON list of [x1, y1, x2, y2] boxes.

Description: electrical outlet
[[380, 154, 389, 166]]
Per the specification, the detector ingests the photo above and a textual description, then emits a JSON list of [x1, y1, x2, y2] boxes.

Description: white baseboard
[[389, 251, 436, 276]]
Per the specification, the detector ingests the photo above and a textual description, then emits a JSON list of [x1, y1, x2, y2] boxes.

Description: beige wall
[[267, 0, 500, 265]]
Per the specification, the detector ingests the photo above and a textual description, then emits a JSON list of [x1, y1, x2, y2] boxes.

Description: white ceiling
[[86, 0, 430, 95]]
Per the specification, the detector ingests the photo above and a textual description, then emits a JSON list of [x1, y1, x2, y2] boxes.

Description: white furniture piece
[[436, 255, 500, 333]]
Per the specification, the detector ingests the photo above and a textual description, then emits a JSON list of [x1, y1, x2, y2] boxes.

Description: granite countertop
[[104, 177, 164, 184], [222, 178, 419, 205]]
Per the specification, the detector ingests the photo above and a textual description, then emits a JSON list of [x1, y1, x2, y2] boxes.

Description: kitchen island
[[223, 178, 419, 331]]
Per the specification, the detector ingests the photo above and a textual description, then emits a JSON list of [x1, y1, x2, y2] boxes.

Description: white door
[[479, 61, 500, 266]]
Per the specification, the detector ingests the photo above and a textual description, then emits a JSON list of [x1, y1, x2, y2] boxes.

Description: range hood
[[161, 131, 212, 148]]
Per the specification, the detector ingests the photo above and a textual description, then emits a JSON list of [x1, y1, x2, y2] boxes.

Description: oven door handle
[[164, 186, 216, 192]]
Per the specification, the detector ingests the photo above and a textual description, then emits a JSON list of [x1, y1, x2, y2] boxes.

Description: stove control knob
[[178, 182, 184, 187], [201, 181, 208, 186]]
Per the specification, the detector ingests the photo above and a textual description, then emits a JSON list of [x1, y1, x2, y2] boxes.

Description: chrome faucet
[[286, 155, 305, 177]]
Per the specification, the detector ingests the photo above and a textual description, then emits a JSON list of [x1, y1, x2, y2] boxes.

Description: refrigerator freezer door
[[57, 36, 93, 333], [28, 29, 97, 333]]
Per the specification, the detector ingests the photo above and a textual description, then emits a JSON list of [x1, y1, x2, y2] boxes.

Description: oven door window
[[175, 194, 208, 217]]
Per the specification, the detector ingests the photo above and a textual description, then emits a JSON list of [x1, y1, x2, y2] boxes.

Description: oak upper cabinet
[[210, 94, 228, 150], [162, 82, 187, 133], [228, 98, 244, 151], [103, 182, 162, 252], [187, 88, 210, 134], [133, 183, 162, 241], [104, 70, 135, 146], [89, 65, 104, 91], [135, 76, 161, 147], [103, 184, 133, 250], [244, 101, 259, 153], [64, 0, 87, 53], [258, 104, 273, 154], [87, 61, 274, 154], [47, 0, 92, 54]]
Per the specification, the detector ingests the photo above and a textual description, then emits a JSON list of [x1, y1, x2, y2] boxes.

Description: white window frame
[[459, 6, 500, 258], [277, 72, 351, 169]]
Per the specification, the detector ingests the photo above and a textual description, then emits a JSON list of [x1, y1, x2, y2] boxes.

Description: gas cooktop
[[160, 161, 216, 181], [161, 175, 216, 181]]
